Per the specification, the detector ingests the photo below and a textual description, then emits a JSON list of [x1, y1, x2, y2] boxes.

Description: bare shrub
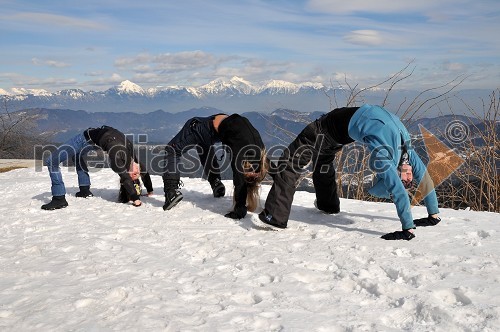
[[434, 90, 499, 212], [264, 63, 499, 213], [0, 101, 47, 159]]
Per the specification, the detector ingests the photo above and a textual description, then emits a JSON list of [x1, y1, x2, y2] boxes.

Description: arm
[[139, 161, 154, 195], [366, 135, 415, 230], [225, 163, 248, 219], [408, 150, 440, 216]]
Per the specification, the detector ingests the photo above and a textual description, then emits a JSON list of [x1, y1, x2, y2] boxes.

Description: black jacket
[[218, 114, 265, 214], [85, 126, 153, 201]]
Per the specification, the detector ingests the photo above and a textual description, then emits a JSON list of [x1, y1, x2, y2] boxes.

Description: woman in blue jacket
[[259, 104, 440, 240]]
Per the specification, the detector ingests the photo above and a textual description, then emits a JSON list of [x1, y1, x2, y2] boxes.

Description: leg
[[162, 117, 216, 209], [42, 133, 89, 209], [197, 144, 225, 197], [74, 145, 94, 186], [45, 133, 89, 196], [162, 120, 195, 192], [313, 140, 342, 213], [260, 121, 323, 227], [162, 144, 184, 210], [163, 117, 219, 193], [74, 145, 95, 198], [197, 144, 221, 182]]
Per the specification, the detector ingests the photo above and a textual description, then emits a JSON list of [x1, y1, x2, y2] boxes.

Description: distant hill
[[17, 107, 494, 149]]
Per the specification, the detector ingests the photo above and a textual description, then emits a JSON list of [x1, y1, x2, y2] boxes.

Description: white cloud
[[115, 51, 220, 73], [114, 51, 297, 85], [31, 58, 70, 68], [442, 61, 467, 72], [84, 71, 104, 77], [5, 12, 106, 30], [110, 73, 123, 82], [343, 30, 384, 46], [306, 0, 469, 15]]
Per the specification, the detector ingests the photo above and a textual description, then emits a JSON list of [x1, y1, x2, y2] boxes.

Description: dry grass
[[265, 63, 499, 213], [0, 166, 27, 173]]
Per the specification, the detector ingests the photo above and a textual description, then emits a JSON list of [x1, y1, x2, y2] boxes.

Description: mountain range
[[10, 106, 497, 177], [22, 107, 487, 147], [1, 77, 494, 116]]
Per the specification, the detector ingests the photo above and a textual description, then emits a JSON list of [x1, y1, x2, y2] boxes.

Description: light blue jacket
[[348, 104, 439, 230]]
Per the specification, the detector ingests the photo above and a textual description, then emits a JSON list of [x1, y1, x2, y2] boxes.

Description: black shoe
[[75, 186, 93, 198], [41, 195, 68, 210], [314, 199, 340, 214], [163, 190, 183, 211], [210, 178, 225, 198], [258, 210, 287, 229], [414, 215, 441, 227]]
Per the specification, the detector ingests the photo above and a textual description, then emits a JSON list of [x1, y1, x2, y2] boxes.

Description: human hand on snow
[[414, 215, 441, 227], [381, 229, 415, 241]]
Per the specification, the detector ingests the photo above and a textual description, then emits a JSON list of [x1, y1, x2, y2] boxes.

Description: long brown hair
[[240, 149, 268, 212]]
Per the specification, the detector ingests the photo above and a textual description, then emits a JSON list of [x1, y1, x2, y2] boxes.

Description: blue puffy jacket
[[348, 104, 439, 230]]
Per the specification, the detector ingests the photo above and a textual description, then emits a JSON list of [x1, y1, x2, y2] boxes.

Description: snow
[[114, 80, 145, 95], [228, 76, 256, 95], [0, 88, 11, 96], [55, 89, 87, 99], [2, 77, 325, 99], [1, 166, 500, 331], [10, 88, 51, 96], [198, 77, 256, 95], [260, 80, 300, 94]]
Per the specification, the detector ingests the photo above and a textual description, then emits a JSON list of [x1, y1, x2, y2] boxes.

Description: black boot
[[258, 209, 288, 229], [210, 178, 225, 198], [75, 186, 93, 198], [163, 177, 183, 211], [163, 189, 183, 211], [314, 199, 340, 214], [41, 195, 68, 210]]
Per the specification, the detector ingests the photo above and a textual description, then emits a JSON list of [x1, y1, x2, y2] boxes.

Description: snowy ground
[[1, 166, 499, 331]]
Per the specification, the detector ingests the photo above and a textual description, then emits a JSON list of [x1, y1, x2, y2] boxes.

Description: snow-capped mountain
[[11, 87, 52, 96], [56, 89, 85, 98], [0, 77, 336, 113], [0, 77, 328, 99], [197, 76, 256, 96], [107, 80, 146, 96], [0, 77, 492, 116]]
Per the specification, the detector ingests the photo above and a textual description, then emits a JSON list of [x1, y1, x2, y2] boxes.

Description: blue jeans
[[44, 133, 96, 196]]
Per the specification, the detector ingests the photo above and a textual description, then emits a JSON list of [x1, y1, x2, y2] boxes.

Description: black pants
[[162, 116, 222, 192], [265, 118, 343, 225]]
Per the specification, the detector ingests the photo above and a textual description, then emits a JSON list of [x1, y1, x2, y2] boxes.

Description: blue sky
[[1, 0, 499, 92]]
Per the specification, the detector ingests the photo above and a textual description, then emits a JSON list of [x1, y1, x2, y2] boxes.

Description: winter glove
[[414, 215, 441, 227], [381, 229, 415, 241], [224, 205, 247, 220]]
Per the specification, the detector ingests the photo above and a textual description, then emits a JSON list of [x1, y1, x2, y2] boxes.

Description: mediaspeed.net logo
[[32, 120, 469, 201], [411, 120, 466, 206]]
